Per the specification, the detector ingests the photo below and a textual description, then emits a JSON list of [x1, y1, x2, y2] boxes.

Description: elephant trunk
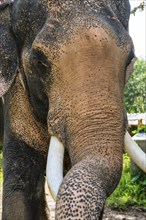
[[47, 62, 125, 218], [56, 155, 122, 219], [65, 105, 124, 165], [54, 108, 124, 219], [47, 97, 124, 218]]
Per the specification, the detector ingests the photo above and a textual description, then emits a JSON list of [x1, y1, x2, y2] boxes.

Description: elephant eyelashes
[[37, 60, 47, 68], [36, 60, 48, 74]]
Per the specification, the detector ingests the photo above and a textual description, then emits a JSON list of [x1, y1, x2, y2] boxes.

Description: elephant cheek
[[55, 156, 122, 219]]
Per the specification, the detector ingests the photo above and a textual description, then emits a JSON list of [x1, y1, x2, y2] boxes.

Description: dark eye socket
[[126, 49, 135, 67], [30, 49, 52, 76], [31, 49, 48, 66]]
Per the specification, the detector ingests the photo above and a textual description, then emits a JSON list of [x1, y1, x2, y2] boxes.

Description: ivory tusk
[[125, 131, 146, 173], [46, 136, 64, 200]]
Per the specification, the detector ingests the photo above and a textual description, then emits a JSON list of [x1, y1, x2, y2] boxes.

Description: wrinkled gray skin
[[0, 0, 135, 219]]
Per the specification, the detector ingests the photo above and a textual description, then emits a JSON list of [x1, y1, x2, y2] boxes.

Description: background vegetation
[[107, 155, 146, 209], [131, 1, 146, 15], [106, 58, 146, 209], [124, 59, 146, 113]]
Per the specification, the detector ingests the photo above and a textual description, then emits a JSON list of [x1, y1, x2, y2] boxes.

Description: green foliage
[[132, 125, 146, 135], [107, 154, 146, 209], [131, 1, 146, 15], [124, 59, 146, 113]]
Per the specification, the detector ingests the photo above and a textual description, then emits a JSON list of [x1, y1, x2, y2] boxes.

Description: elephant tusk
[[124, 131, 146, 173], [46, 136, 64, 200]]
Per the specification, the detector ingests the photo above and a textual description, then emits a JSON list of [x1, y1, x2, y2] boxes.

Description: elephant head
[[0, 0, 145, 219]]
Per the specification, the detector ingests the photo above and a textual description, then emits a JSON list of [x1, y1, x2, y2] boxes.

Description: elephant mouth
[[46, 132, 146, 201]]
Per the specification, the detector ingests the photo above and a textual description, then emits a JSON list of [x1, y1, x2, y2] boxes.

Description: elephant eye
[[126, 49, 135, 67], [36, 60, 48, 69], [30, 49, 52, 76], [125, 50, 136, 81]]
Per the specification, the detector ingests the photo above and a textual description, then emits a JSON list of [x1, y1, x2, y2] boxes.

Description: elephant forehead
[[30, 0, 132, 58], [32, 24, 132, 67], [59, 28, 120, 58], [52, 27, 130, 69]]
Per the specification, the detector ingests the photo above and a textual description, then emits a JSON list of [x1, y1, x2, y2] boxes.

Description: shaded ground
[[0, 186, 146, 220], [103, 206, 146, 220]]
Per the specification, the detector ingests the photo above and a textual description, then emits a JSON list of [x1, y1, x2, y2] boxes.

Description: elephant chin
[[46, 132, 146, 201]]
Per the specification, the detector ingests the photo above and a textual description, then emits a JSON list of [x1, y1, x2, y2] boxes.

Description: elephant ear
[[0, 1, 18, 97]]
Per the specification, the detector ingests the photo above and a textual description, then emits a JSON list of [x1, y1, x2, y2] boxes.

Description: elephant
[[0, 0, 145, 219]]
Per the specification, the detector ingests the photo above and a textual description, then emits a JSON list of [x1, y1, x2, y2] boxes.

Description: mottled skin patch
[[0, 0, 135, 219], [5, 76, 49, 154], [56, 156, 122, 219]]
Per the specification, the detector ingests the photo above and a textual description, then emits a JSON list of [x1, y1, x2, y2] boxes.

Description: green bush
[[124, 59, 146, 113], [132, 125, 146, 135], [106, 154, 146, 209]]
